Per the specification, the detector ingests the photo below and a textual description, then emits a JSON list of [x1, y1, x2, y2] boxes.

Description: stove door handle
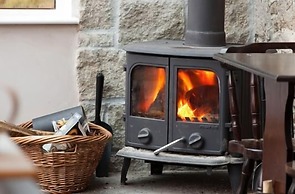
[[137, 128, 152, 144], [153, 137, 185, 155], [189, 134, 201, 145], [188, 133, 204, 149]]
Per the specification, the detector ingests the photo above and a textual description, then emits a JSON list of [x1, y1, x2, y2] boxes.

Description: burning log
[[136, 110, 165, 120], [185, 85, 219, 114]]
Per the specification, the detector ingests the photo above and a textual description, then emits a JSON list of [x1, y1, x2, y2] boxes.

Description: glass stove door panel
[[176, 68, 219, 123], [125, 54, 168, 149], [131, 65, 166, 120], [169, 57, 228, 155]]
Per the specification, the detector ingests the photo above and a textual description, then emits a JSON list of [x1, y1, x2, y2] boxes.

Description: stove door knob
[[138, 128, 152, 144], [188, 133, 204, 149]]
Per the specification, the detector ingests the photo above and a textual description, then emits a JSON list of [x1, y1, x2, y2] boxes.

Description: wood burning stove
[[117, 0, 244, 191], [124, 42, 230, 155]]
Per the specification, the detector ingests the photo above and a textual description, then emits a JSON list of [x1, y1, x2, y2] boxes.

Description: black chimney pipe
[[185, 0, 226, 47]]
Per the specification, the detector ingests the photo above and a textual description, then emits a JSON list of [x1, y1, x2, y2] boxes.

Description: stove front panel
[[125, 53, 169, 150], [168, 58, 229, 155]]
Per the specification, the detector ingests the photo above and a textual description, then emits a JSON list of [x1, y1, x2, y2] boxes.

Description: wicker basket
[[12, 122, 112, 194]]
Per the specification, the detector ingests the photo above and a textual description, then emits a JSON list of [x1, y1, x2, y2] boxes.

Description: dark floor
[[80, 169, 233, 194]]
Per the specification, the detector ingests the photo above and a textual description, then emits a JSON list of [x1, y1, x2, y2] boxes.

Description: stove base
[[116, 146, 243, 185]]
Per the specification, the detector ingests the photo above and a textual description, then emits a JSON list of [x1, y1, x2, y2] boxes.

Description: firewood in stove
[[185, 85, 219, 113], [147, 110, 165, 119], [148, 88, 165, 113], [135, 110, 164, 120]]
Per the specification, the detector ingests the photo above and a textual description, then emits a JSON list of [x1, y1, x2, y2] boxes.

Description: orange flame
[[194, 70, 216, 85], [178, 71, 194, 91], [177, 101, 195, 121], [139, 68, 166, 112], [177, 69, 217, 122]]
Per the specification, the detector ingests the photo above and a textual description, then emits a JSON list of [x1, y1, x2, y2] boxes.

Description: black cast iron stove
[[124, 40, 230, 155], [117, 0, 244, 191]]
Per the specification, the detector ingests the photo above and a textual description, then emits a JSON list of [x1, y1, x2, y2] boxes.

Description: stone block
[[102, 101, 125, 150], [78, 32, 114, 48], [79, 0, 112, 30], [76, 48, 126, 101], [119, 0, 185, 45], [253, 1, 295, 42], [225, 0, 250, 44]]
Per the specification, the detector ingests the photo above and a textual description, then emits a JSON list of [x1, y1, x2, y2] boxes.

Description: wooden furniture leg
[[262, 78, 294, 193], [236, 159, 255, 194]]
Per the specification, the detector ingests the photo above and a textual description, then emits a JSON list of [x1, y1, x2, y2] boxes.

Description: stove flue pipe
[[184, 0, 226, 47]]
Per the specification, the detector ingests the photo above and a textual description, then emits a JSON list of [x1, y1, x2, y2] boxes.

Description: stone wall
[[253, 0, 295, 42], [77, 0, 295, 172]]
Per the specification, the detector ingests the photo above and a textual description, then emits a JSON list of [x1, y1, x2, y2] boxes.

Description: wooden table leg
[[262, 78, 294, 193]]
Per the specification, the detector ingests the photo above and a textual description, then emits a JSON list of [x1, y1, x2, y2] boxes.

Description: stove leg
[[150, 162, 163, 175], [121, 157, 131, 185]]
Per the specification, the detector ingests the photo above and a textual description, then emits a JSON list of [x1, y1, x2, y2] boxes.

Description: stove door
[[168, 57, 229, 155], [125, 53, 169, 150]]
